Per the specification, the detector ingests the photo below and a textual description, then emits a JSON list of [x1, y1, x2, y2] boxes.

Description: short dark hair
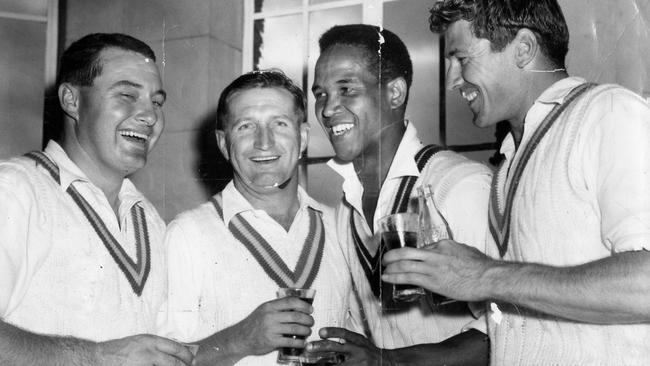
[[216, 69, 306, 131], [429, 0, 569, 68], [57, 33, 156, 87], [318, 24, 413, 99]]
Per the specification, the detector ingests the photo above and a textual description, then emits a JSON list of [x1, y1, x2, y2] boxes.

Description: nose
[[254, 125, 274, 150], [136, 102, 158, 126], [446, 62, 464, 91], [321, 94, 341, 118]]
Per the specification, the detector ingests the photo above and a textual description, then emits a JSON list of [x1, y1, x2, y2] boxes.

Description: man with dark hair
[[384, 0, 650, 364], [307, 24, 492, 365], [161, 70, 361, 365], [0, 33, 194, 365]]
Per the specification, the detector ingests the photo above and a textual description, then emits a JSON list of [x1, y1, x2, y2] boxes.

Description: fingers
[[318, 327, 369, 346], [306, 339, 346, 353], [149, 351, 192, 366], [267, 296, 314, 314], [382, 247, 430, 265], [153, 336, 195, 365]]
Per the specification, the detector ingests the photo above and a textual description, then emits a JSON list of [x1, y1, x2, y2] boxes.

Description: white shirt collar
[[43, 140, 142, 209], [220, 181, 324, 226], [327, 121, 423, 212]]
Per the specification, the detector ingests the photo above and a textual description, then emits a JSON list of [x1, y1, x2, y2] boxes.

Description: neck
[[353, 120, 406, 188], [233, 176, 301, 231], [509, 71, 568, 147], [60, 131, 124, 216]]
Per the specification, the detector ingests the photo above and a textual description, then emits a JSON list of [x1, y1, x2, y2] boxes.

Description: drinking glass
[[379, 212, 425, 302], [276, 287, 316, 364]]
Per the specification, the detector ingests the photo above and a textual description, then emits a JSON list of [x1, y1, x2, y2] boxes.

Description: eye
[[152, 99, 164, 108], [236, 121, 254, 131], [120, 93, 136, 101], [313, 90, 326, 100]]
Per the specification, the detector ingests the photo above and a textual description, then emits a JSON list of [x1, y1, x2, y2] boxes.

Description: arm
[[0, 320, 194, 366], [382, 242, 650, 324], [481, 250, 650, 323], [306, 327, 488, 366]]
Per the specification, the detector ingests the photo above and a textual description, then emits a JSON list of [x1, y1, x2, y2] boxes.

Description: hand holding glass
[[276, 287, 316, 365], [379, 212, 425, 302]]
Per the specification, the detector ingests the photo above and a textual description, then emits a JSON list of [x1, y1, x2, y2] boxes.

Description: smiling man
[[0, 33, 194, 365], [306, 24, 493, 365], [161, 70, 361, 366], [382, 1, 650, 365]]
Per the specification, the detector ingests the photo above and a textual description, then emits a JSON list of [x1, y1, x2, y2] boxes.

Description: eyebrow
[[311, 77, 357, 92], [109, 80, 167, 100]]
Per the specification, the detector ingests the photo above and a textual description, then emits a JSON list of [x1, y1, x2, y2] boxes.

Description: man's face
[[74, 47, 165, 177], [312, 44, 389, 162], [216, 87, 308, 192], [444, 20, 519, 128]]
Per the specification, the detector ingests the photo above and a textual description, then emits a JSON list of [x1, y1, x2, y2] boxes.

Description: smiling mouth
[[119, 130, 149, 144], [251, 156, 280, 163], [329, 123, 354, 137], [461, 89, 479, 104]]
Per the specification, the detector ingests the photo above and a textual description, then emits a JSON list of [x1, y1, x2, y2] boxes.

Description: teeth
[[461, 90, 478, 103], [252, 156, 279, 162], [120, 131, 148, 141], [330, 123, 354, 136]]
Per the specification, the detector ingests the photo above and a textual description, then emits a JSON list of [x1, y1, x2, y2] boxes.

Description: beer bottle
[[417, 184, 454, 306]]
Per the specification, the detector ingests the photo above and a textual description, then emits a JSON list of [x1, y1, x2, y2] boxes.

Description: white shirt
[[488, 77, 650, 365], [0, 141, 167, 341], [161, 182, 361, 365], [328, 122, 493, 348]]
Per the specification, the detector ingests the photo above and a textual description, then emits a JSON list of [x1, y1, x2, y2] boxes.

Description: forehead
[[314, 45, 376, 83], [444, 20, 478, 56], [95, 47, 162, 86], [228, 87, 298, 117]]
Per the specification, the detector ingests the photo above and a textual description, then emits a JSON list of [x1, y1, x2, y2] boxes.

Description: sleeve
[[0, 168, 39, 318], [578, 89, 650, 252], [437, 165, 493, 253], [157, 219, 205, 342]]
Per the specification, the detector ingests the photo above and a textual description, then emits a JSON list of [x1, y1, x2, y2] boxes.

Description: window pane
[[254, 0, 302, 13], [305, 5, 362, 158], [254, 14, 304, 86]]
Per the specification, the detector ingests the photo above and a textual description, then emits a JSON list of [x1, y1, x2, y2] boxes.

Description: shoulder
[[168, 200, 221, 233], [578, 84, 649, 121], [420, 150, 492, 185], [418, 150, 492, 204], [571, 84, 650, 149], [0, 155, 53, 205], [0, 155, 43, 185]]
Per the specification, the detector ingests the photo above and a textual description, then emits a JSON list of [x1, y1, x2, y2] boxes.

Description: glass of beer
[[379, 212, 425, 302], [276, 287, 316, 365]]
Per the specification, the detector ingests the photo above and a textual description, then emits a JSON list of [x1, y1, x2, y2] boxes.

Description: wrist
[[480, 259, 514, 301]]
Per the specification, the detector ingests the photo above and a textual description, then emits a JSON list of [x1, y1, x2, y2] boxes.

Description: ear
[[58, 83, 81, 121], [386, 77, 408, 110], [513, 28, 538, 69], [299, 122, 310, 156], [215, 130, 230, 161]]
